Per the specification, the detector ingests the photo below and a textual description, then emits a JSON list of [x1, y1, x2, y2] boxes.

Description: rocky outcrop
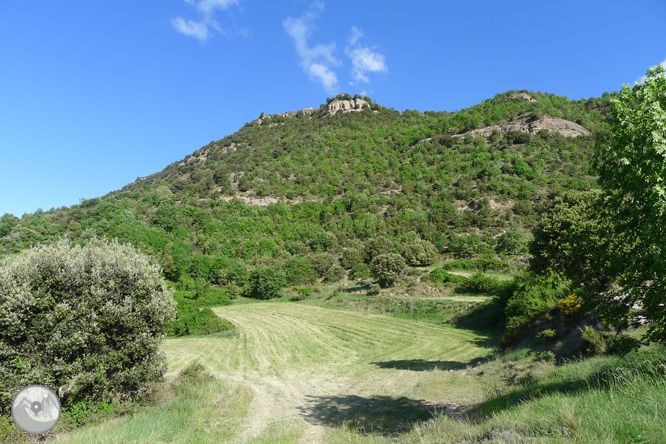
[[509, 92, 537, 103], [325, 98, 369, 115], [461, 116, 591, 139], [256, 107, 315, 125]]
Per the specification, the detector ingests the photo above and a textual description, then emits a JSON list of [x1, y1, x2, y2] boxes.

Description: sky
[[1, 1, 665, 217]]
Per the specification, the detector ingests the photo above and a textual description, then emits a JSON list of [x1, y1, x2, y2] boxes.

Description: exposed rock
[[509, 92, 537, 102], [325, 98, 369, 115], [459, 115, 591, 140], [256, 107, 315, 125]]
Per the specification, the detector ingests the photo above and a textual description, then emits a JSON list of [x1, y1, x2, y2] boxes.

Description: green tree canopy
[[595, 65, 666, 342]]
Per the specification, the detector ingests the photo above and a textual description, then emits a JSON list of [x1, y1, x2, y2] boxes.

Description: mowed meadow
[[55, 301, 493, 443]]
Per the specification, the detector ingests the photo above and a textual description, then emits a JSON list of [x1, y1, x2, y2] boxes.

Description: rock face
[[462, 116, 591, 139], [256, 107, 315, 125], [325, 98, 369, 115], [509, 92, 537, 103]]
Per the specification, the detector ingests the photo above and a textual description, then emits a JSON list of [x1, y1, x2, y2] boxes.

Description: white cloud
[[349, 26, 363, 46], [348, 47, 387, 83], [172, 0, 239, 42], [309, 63, 338, 94], [196, 0, 238, 17], [171, 17, 209, 41], [283, 2, 340, 93], [345, 27, 387, 84]]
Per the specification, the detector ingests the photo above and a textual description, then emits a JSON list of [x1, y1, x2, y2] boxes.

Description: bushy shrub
[[217, 260, 250, 287], [457, 272, 503, 293], [370, 253, 406, 287], [495, 229, 529, 255], [311, 231, 336, 252], [341, 248, 366, 269], [0, 239, 176, 413], [504, 271, 571, 332], [350, 263, 372, 280], [447, 234, 486, 258], [167, 294, 232, 337], [429, 269, 468, 284], [402, 239, 439, 266], [324, 264, 345, 283], [284, 257, 315, 285], [364, 236, 396, 262], [248, 266, 286, 299], [442, 258, 511, 271], [308, 252, 336, 278]]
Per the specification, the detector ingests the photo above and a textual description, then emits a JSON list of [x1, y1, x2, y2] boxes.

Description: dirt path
[[163, 303, 490, 443]]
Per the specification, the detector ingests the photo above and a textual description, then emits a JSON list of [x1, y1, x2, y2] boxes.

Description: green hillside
[[0, 92, 611, 277]]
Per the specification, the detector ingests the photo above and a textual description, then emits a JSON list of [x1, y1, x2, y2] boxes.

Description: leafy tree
[[402, 239, 439, 266], [0, 214, 19, 238], [308, 252, 336, 278], [284, 256, 316, 285], [370, 253, 406, 287], [248, 266, 286, 299], [496, 229, 529, 255], [364, 236, 396, 262], [0, 239, 175, 412], [595, 66, 666, 342], [529, 190, 610, 289]]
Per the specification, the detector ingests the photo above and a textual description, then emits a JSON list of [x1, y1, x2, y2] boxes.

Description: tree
[[248, 266, 286, 299], [402, 239, 438, 266], [595, 65, 666, 342], [496, 229, 529, 255], [370, 253, 406, 287], [529, 190, 610, 290], [0, 239, 176, 412]]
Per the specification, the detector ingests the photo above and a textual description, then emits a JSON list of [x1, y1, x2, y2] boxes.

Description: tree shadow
[[372, 358, 486, 371], [299, 394, 458, 436]]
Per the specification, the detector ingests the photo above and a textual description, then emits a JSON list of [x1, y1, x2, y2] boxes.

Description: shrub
[[248, 266, 286, 299], [441, 258, 511, 271], [581, 326, 608, 356], [284, 257, 315, 285], [430, 269, 468, 284], [0, 239, 176, 413], [370, 254, 406, 287], [367, 284, 381, 295], [402, 239, 439, 266], [311, 231, 336, 252], [341, 247, 366, 270], [364, 236, 396, 262], [457, 272, 503, 293], [537, 328, 558, 341], [504, 271, 571, 332], [217, 260, 250, 287], [557, 294, 583, 319], [324, 264, 345, 283], [308, 252, 336, 278], [167, 295, 232, 337], [495, 230, 529, 255], [350, 263, 372, 280]]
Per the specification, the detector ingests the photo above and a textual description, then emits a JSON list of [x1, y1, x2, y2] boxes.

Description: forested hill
[[0, 91, 612, 286]]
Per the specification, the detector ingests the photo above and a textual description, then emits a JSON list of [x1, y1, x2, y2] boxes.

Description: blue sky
[[1, 1, 664, 217]]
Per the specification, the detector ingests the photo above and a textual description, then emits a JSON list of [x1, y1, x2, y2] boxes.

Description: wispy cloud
[[283, 2, 340, 94], [172, 0, 239, 42], [171, 17, 210, 41], [346, 27, 387, 84]]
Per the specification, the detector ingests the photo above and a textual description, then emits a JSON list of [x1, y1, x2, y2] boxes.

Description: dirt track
[[163, 302, 489, 443]]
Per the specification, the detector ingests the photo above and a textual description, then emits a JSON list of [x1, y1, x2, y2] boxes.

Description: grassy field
[[50, 299, 666, 443], [55, 302, 492, 443]]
